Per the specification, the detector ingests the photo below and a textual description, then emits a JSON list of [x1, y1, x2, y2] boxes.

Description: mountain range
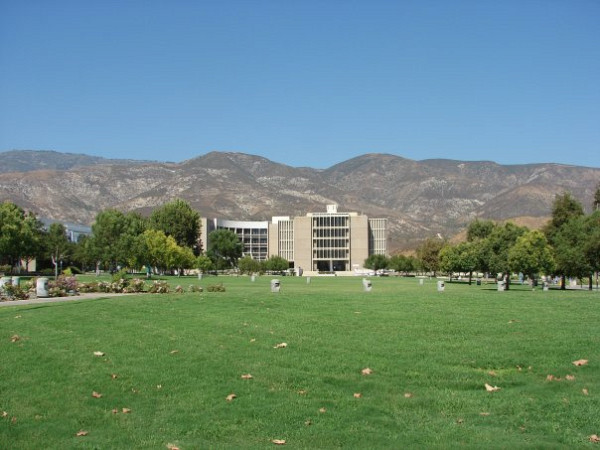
[[1, 150, 599, 252]]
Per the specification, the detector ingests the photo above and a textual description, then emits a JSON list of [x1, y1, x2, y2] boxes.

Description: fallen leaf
[[272, 439, 286, 445], [157, 384, 162, 389], [92, 391, 102, 398], [457, 418, 464, 424], [488, 370, 497, 377], [404, 392, 413, 398], [122, 408, 131, 413], [508, 319, 519, 323], [353, 393, 362, 398], [167, 444, 180, 450], [111, 373, 118, 379], [304, 419, 312, 426], [517, 365, 522, 371], [590, 435, 600, 443], [250, 338, 256, 343], [1, 411, 8, 417], [112, 408, 119, 414], [93, 351, 105, 357], [573, 359, 589, 366], [583, 388, 589, 395], [10, 335, 20, 342], [14, 315, 21, 319], [76, 430, 88, 436], [241, 374, 253, 379], [485, 383, 501, 392], [170, 350, 179, 354], [546, 374, 558, 381], [226, 393, 237, 402], [319, 407, 327, 413], [361, 367, 373, 375], [565, 374, 576, 381], [298, 390, 307, 395], [273, 343, 287, 349], [11, 417, 17, 424], [480, 412, 490, 416]]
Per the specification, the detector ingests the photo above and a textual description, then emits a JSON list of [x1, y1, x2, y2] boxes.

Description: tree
[[439, 241, 478, 284], [593, 183, 600, 211], [389, 254, 416, 275], [238, 255, 262, 274], [149, 199, 201, 253], [507, 230, 555, 283], [0, 201, 44, 271], [583, 211, 600, 289], [195, 254, 214, 274], [479, 222, 527, 290], [207, 229, 243, 269], [263, 255, 289, 272], [45, 223, 71, 279], [416, 237, 445, 276], [364, 254, 390, 272], [544, 192, 585, 289], [467, 219, 495, 242]]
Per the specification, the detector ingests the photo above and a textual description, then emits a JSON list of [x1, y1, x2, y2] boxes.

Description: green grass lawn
[[1, 276, 599, 449]]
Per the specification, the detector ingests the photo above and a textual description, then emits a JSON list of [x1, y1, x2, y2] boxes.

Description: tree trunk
[[560, 274, 566, 290], [468, 270, 472, 285], [505, 273, 510, 291], [589, 273, 593, 291]]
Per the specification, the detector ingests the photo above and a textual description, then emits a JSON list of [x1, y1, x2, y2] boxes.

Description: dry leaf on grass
[[319, 407, 327, 413], [93, 351, 105, 357], [167, 444, 180, 450], [583, 388, 589, 395], [272, 439, 286, 445], [76, 430, 88, 436], [226, 393, 237, 402], [353, 393, 362, 398], [298, 390, 307, 395], [122, 408, 131, 414], [10, 335, 20, 342], [573, 359, 588, 366], [170, 350, 179, 354], [241, 374, 253, 379], [361, 368, 373, 375], [250, 338, 256, 343], [480, 412, 490, 416], [111, 373, 118, 379], [304, 419, 312, 426], [92, 391, 102, 398], [273, 343, 287, 349], [404, 392, 413, 398], [590, 435, 600, 443], [488, 370, 497, 377], [546, 375, 559, 381], [485, 383, 501, 392], [112, 408, 119, 414], [565, 375, 576, 381]]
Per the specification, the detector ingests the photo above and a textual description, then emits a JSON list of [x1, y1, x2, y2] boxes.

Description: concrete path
[[0, 292, 135, 307]]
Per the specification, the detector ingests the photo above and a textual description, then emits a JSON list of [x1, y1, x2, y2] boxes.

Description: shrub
[[207, 284, 226, 292], [189, 285, 203, 293], [0, 264, 12, 275], [47, 276, 79, 297], [124, 278, 146, 293], [148, 280, 170, 294], [175, 285, 184, 293], [40, 268, 55, 276], [0, 283, 29, 301]]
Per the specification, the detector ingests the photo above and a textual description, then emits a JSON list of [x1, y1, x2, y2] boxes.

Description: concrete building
[[202, 205, 387, 274]]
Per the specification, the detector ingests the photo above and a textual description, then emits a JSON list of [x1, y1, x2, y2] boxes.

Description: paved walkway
[[0, 292, 134, 307]]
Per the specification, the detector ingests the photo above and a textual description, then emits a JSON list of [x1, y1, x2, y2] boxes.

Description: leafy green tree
[[544, 193, 585, 289], [593, 183, 600, 211], [207, 229, 243, 269], [364, 254, 390, 272], [583, 211, 600, 289], [508, 230, 555, 283], [195, 254, 214, 274], [263, 255, 289, 272], [149, 199, 201, 252], [45, 223, 72, 279], [439, 241, 478, 284], [416, 237, 445, 276], [238, 255, 262, 274], [389, 254, 416, 275], [467, 219, 496, 242], [0, 201, 44, 271], [479, 222, 527, 290]]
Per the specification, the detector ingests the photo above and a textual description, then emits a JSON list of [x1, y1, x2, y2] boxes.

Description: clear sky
[[1, 0, 598, 168]]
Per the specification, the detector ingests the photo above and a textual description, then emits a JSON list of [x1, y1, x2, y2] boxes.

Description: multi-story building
[[202, 205, 386, 273]]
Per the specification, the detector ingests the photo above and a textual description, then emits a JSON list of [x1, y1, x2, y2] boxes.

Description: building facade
[[202, 205, 387, 273]]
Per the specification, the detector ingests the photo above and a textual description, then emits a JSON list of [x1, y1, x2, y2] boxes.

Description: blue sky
[[1, 0, 598, 168]]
